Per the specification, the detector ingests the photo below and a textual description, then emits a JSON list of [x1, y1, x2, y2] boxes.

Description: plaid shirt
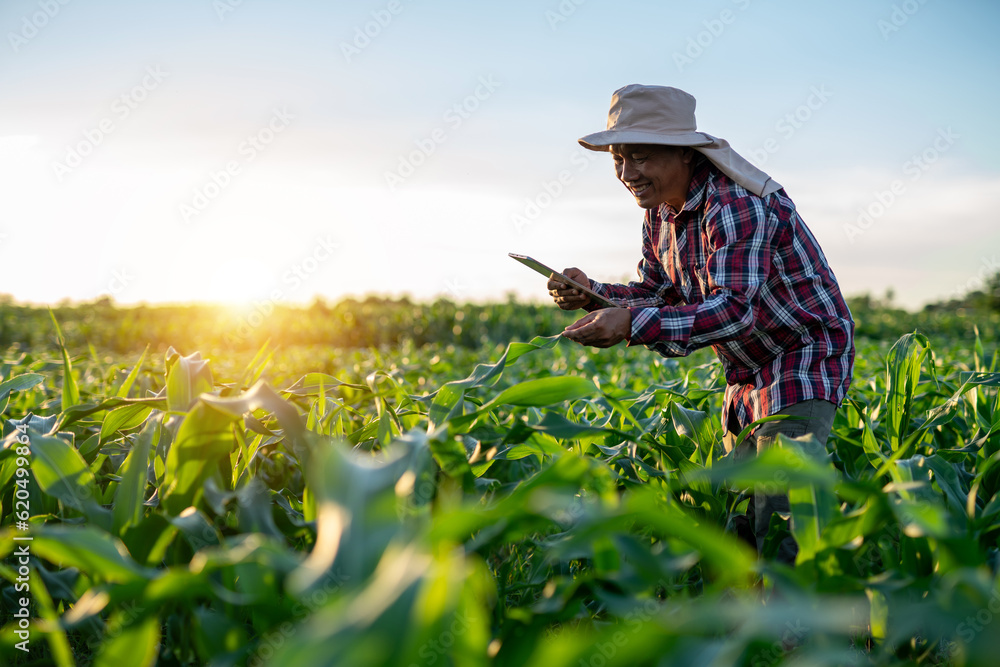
[[588, 159, 855, 431]]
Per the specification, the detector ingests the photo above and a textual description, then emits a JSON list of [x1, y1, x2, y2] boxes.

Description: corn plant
[[0, 313, 998, 666]]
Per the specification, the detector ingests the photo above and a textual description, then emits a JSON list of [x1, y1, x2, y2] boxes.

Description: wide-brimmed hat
[[579, 84, 782, 198]]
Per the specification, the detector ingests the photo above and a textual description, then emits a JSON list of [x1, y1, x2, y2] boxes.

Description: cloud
[[790, 162, 1000, 308]]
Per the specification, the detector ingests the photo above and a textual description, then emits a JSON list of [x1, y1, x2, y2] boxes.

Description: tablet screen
[[508, 253, 620, 309]]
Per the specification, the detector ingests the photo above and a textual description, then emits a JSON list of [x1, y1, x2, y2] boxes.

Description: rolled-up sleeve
[[587, 212, 683, 312], [629, 197, 774, 357]]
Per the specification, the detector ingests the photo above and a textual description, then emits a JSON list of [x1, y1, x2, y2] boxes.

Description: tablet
[[509, 253, 620, 309]]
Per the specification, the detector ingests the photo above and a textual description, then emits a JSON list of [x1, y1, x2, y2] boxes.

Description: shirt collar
[[659, 157, 712, 221]]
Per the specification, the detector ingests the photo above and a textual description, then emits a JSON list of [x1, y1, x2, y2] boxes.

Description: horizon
[[0, 282, 974, 314], [2, 0, 998, 312]]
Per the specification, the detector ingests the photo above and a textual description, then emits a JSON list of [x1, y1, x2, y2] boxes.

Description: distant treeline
[[0, 296, 575, 356], [1, 293, 997, 357]]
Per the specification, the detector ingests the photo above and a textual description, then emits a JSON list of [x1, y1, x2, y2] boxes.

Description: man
[[548, 84, 854, 562]]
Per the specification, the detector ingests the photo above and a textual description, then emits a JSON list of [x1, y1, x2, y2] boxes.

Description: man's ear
[[680, 147, 696, 164]]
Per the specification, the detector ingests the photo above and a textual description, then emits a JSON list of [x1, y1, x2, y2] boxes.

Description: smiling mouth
[[629, 183, 651, 197]]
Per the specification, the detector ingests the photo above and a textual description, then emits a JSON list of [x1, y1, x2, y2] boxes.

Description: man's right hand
[[548, 267, 592, 310]]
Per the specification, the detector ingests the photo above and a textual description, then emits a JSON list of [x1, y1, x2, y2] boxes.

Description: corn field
[[1, 302, 999, 666]]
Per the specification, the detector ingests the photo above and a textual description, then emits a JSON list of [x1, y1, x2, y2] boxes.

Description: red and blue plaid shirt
[[588, 159, 855, 431]]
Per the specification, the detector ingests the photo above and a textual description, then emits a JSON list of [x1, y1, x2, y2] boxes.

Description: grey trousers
[[722, 399, 838, 563]]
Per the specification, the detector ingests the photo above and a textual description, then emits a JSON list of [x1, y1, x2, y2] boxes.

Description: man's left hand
[[562, 308, 631, 348]]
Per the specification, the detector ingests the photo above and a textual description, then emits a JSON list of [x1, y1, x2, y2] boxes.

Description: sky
[[1, 0, 998, 311]]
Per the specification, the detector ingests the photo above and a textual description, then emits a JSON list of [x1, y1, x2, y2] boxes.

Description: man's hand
[[548, 267, 592, 310], [562, 308, 631, 348]]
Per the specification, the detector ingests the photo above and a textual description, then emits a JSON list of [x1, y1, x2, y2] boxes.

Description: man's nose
[[619, 160, 639, 181]]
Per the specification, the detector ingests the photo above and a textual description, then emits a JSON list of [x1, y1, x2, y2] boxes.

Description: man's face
[[611, 144, 695, 210]]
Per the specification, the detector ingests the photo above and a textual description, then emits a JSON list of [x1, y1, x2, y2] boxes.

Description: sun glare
[[203, 261, 281, 310]]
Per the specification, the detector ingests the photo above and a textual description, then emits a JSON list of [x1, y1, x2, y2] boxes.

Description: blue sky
[[2, 0, 998, 310]]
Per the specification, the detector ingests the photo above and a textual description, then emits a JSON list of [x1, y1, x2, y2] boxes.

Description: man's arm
[[590, 213, 682, 310], [556, 213, 686, 349], [630, 196, 775, 357]]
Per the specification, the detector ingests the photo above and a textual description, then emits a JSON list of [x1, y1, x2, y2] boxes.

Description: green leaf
[[49, 309, 80, 413], [0, 373, 44, 403], [890, 496, 951, 538], [57, 396, 166, 431], [115, 345, 149, 398], [168, 507, 222, 551], [288, 433, 414, 594], [428, 382, 467, 428], [93, 613, 160, 667], [670, 403, 714, 450], [924, 454, 969, 517], [160, 401, 238, 516], [1, 525, 150, 584], [235, 480, 284, 540], [100, 403, 154, 444], [29, 432, 106, 522], [529, 412, 627, 441], [784, 439, 839, 564], [113, 418, 161, 535], [193, 607, 248, 663], [625, 489, 756, 586], [427, 335, 561, 426], [164, 347, 214, 413], [885, 332, 929, 452], [490, 375, 597, 408], [691, 437, 840, 491], [428, 433, 472, 478], [161, 381, 305, 515], [238, 339, 275, 391], [29, 568, 75, 667]]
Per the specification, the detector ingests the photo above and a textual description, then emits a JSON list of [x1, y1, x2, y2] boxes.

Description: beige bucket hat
[[579, 84, 782, 198]]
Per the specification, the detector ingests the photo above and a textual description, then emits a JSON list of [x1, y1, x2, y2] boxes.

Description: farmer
[[548, 84, 854, 563]]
